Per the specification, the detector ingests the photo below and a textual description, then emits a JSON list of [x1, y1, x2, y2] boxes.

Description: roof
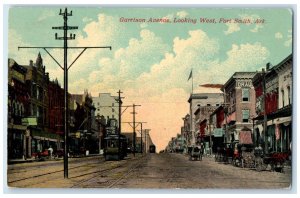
[[188, 92, 223, 103], [274, 54, 293, 72], [222, 72, 257, 91]]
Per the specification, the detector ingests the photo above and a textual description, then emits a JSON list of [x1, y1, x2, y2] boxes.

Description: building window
[[216, 104, 219, 107], [242, 109, 250, 123], [112, 103, 114, 107], [112, 108, 115, 112], [282, 89, 285, 107], [207, 104, 211, 106], [242, 88, 250, 102]]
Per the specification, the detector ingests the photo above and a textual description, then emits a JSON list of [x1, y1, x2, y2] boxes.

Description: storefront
[[8, 126, 25, 159], [30, 128, 63, 154]]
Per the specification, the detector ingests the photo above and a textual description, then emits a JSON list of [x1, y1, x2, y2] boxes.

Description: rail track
[[7, 154, 145, 188], [70, 155, 146, 188]]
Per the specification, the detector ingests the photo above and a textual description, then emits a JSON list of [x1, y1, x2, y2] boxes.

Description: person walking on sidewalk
[[48, 146, 53, 159]]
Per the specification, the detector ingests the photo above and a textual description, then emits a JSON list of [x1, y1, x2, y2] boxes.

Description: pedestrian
[[48, 146, 53, 159]]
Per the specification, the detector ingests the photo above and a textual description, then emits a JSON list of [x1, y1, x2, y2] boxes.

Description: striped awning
[[239, 131, 253, 144]]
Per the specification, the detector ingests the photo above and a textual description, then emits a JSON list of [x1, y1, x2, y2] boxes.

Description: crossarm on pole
[[43, 48, 64, 70], [121, 107, 129, 115], [68, 48, 87, 70]]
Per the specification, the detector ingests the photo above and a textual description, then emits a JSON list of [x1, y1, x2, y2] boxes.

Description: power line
[[18, 7, 111, 179]]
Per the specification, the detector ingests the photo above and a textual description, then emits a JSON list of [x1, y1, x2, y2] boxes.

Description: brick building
[[253, 55, 292, 153], [221, 72, 257, 145]]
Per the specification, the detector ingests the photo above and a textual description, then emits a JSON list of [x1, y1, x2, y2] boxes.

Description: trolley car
[[103, 118, 127, 161], [104, 134, 127, 160], [149, 145, 156, 153]]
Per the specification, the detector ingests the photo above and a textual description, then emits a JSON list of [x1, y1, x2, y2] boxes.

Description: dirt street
[[108, 153, 292, 189], [6, 153, 292, 190]]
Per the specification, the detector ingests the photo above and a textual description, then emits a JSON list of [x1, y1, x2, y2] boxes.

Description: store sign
[[236, 80, 252, 88], [12, 70, 25, 83], [213, 128, 224, 137], [22, 117, 37, 126], [75, 132, 81, 138]]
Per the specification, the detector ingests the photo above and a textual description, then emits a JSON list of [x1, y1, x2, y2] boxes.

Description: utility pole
[[123, 121, 147, 154], [126, 104, 141, 157], [120, 104, 141, 157], [117, 90, 123, 159], [262, 68, 268, 154], [140, 123, 143, 154], [19, 8, 111, 179]]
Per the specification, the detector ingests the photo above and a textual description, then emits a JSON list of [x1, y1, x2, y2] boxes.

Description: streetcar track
[[9, 161, 117, 188], [8, 157, 103, 173], [70, 161, 123, 188], [70, 155, 146, 188], [8, 158, 105, 184], [107, 155, 146, 188]]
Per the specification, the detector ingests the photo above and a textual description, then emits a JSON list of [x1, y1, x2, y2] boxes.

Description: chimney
[[266, 62, 272, 71], [29, 60, 33, 66]]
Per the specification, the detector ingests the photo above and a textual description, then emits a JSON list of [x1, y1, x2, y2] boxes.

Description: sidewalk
[[7, 153, 103, 165], [8, 157, 37, 165]]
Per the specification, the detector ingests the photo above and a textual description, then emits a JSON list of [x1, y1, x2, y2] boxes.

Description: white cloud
[[85, 28, 170, 95], [176, 11, 189, 18], [8, 29, 40, 65], [160, 14, 174, 24], [224, 23, 241, 35], [240, 14, 264, 33], [140, 23, 148, 28], [250, 24, 263, 33], [220, 43, 269, 74], [82, 17, 93, 23], [37, 10, 55, 21], [275, 32, 283, 39]]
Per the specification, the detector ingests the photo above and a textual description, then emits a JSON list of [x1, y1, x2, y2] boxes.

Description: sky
[[7, 6, 293, 152]]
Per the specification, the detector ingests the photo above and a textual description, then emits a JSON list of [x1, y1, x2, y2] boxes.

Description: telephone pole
[[19, 8, 111, 178], [117, 90, 123, 159], [140, 123, 143, 154], [123, 121, 146, 154], [121, 104, 141, 157], [262, 68, 268, 154], [132, 104, 137, 157]]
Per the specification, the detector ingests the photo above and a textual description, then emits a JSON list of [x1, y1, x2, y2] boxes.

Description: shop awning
[[222, 112, 236, 125], [239, 131, 253, 144], [8, 123, 27, 130], [274, 116, 291, 125]]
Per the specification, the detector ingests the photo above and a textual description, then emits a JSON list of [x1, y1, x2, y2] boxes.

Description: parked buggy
[[189, 146, 202, 161], [232, 144, 255, 168], [255, 151, 290, 172], [215, 143, 234, 163]]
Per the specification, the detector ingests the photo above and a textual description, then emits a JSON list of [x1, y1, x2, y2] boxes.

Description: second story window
[[242, 109, 250, 123], [287, 86, 291, 105], [282, 89, 285, 107], [242, 88, 250, 102]]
